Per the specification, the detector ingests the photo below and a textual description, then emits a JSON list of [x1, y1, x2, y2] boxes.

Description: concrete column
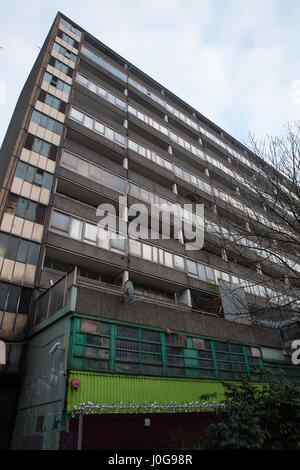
[[178, 289, 192, 307], [119, 203, 128, 222], [221, 249, 228, 262], [205, 168, 209, 177], [122, 270, 129, 286], [175, 228, 184, 245], [123, 119, 128, 128], [122, 157, 128, 170], [168, 145, 173, 154], [172, 183, 178, 195]]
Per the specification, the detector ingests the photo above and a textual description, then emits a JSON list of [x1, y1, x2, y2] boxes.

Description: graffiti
[[41, 415, 61, 433]]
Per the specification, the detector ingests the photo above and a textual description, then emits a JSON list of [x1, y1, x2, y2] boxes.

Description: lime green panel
[[67, 370, 225, 413]]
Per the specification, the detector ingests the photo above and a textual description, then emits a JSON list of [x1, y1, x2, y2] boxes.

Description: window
[[53, 41, 77, 63], [44, 72, 71, 94], [60, 18, 81, 38], [81, 47, 126, 81], [129, 239, 141, 256], [0, 233, 40, 266], [174, 255, 184, 270], [70, 107, 83, 123], [111, 235, 126, 252], [70, 218, 83, 240], [51, 211, 70, 232], [15, 162, 53, 190], [32, 110, 63, 135], [25, 134, 57, 161], [187, 259, 198, 275], [44, 93, 62, 111], [52, 58, 69, 75], [84, 223, 97, 243]]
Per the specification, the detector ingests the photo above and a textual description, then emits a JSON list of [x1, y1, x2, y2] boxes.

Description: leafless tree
[[206, 122, 300, 329]]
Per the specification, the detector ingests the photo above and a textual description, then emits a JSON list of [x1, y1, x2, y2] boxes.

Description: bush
[[203, 379, 300, 450]]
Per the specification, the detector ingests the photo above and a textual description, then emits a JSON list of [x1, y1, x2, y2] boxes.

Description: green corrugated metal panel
[[66, 370, 225, 413]]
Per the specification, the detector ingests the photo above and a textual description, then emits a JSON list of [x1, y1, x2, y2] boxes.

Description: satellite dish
[[122, 280, 134, 302]]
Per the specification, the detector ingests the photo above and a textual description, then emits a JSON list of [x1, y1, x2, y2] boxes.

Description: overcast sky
[[1, 0, 300, 149]]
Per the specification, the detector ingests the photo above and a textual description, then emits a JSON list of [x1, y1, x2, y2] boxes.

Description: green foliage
[[204, 379, 300, 450]]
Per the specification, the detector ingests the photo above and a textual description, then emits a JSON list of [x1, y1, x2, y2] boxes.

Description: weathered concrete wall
[[11, 316, 70, 450], [75, 286, 283, 348]]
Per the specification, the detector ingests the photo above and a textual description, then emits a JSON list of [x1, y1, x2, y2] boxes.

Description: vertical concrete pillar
[[178, 289, 192, 307], [221, 249, 228, 262], [122, 270, 129, 286], [122, 157, 128, 170]]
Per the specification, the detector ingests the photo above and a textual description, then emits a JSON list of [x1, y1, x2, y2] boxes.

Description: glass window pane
[[174, 255, 184, 270], [16, 239, 29, 263], [94, 121, 104, 134], [105, 127, 114, 141], [5, 236, 19, 260], [143, 244, 152, 261], [111, 236, 125, 252], [205, 266, 215, 282], [187, 259, 198, 275], [70, 108, 83, 122], [27, 242, 40, 265], [83, 115, 93, 129], [197, 264, 206, 281], [77, 73, 89, 87], [129, 239, 141, 256], [6, 285, 21, 313], [85, 223, 97, 242], [70, 218, 83, 240], [113, 176, 125, 192], [78, 159, 89, 177], [51, 211, 70, 232], [164, 252, 173, 267], [61, 151, 78, 170], [114, 133, 126, 146]]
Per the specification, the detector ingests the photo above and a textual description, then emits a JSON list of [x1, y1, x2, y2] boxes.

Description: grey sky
[[1, 0, 300, 148]]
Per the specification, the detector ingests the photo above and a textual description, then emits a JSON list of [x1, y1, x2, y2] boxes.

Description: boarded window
[[81, 319, 100, 335]]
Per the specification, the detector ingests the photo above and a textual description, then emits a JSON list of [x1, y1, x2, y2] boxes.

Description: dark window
[[42, 172, 53, 190], [35, 205, 46, 225], [6, 194, 18, 215], [0, 232, 8, 258], [5, 236, 19, 260], [15, 198, 28, 219], [24, 165, 35, 184], [15, 161, 27, 179], [18, 287, 32, 315], [0, 283, 9, 310], [16, 239, 29, 263], [6, 285, 21, 313], [27, 243, 40, 265]]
